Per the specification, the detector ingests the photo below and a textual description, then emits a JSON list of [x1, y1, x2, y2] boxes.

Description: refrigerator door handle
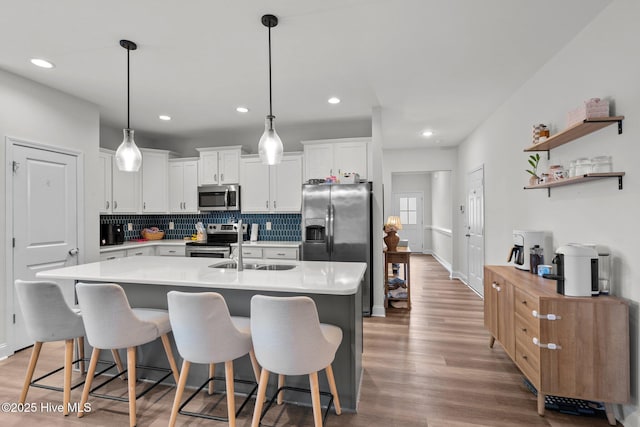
[[329, 204, 335, 253], [326, 205, 331, 254]]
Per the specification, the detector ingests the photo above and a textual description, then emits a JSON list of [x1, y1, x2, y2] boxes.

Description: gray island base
[[37, 256, 365, 411]]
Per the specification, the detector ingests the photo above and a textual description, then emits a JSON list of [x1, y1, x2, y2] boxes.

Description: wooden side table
[[384, 247, 411, 310]]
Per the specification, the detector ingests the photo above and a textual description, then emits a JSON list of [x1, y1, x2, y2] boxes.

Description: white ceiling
[[0, 0, 611, 149]]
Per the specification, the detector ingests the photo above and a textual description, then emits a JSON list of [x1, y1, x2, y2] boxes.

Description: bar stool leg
[[168, 360, 190, 427], [225, 360, 236, 427], [277, 374, 285, 405], [249, 349, 261, 383], [63, 339, 73, 416], [79, 347, 101, 418], [77, 336, 85, 374], [111, 349, 126, 380], [20, 341, 42, 403], [309, 371, 323, 427], [160, 334, 180, 383], [251, 368, 270, 427], [127, 347, 137, 427], [208, 363, 215, 395], [325, 364, 341, 415]]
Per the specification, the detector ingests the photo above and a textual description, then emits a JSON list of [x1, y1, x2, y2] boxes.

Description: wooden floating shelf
[[524, 172, 625, 197], [524, 116, 624, 152]]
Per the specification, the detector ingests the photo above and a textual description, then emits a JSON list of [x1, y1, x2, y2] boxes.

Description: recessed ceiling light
[[328, 97, 341, 104], [421, 130, 434, 138], [158, 115, 171, 121], [236, 106, 249, 113], [30, 58, 55, 69]]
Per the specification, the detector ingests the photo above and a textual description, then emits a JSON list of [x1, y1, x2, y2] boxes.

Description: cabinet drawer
[[100, 250, 126, 261], [514, 288, 539, 318], [232, 247, 263, 258], [156, 246, 185, 256], [516, 338, 541, 388], [126, 246, 155, 257], [515, 310, 539, 338], [264, 247, 298, 260]]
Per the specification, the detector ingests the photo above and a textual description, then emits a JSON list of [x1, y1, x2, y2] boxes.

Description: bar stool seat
[[15, 280, 87, 416], [75, 282, 180, 427], [167, 291, 261, 427], [250, 295, 343, 427]]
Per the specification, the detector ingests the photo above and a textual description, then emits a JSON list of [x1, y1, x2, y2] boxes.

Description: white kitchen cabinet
[[240, 153, 302, 213], [126, 246, 155, 257], [112, 156, 140, 214], [169, 158, 199, 213], [302, 137, 370, 181], [231, 245, 299, 260], [155, 245, 185, 256], [100, 249, 126, 261], [141, 149, 169, 213], [197, 146, 243, 185], [99, 149, 113, 214]]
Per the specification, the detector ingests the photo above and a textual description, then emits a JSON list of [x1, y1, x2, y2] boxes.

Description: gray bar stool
[[250, 295, 342, 427], [75, 282, 180, 427], [15, 280, 87, 416], [167, 291, 261, 427]]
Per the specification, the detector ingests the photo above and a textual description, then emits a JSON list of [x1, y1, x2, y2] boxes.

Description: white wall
[[455, 1, 639, 424], [0, 69, 100, 356], [431, 171, 453, 270]]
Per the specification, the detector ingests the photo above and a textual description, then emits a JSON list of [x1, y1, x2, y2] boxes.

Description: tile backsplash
[[101, 213, 301, 241]]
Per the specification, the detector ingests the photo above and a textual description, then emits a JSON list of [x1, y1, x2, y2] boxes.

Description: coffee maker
[[100, 224, 124, 246], [508, 230, 550, 272], [545, 244, 599, 297]]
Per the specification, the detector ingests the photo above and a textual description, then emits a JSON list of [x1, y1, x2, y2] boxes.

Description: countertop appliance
[[197, 184, 240, 211], [301, 182, 372, 315], [185, 223, 247, 258], [100, 223, 124, 246], [546, 244, 599, 297], [508, 230, 550, 272]]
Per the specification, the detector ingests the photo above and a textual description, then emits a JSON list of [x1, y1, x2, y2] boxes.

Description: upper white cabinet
[[169, 158, 199, 213], [240, 153, 303, 213], [111, 152, 140, 214], [99, 149, 113, 214], [302, 137, 370, 182], [141, 148, 170, 213], [197, 146, 244, 185]]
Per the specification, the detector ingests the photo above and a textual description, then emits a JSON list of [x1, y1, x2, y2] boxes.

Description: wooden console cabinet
[[484, 266, 629, 426]]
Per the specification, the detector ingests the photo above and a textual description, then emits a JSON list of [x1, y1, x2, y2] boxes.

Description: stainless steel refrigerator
[[301, 182, 372, 315]]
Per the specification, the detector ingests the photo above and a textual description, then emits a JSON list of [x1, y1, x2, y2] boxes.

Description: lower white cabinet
[[231, 245, 299, 260], [156, 245, 185, 256], [240, 153, 302, 213], [126, 246, 155, 257], [100, 250, 127, 261]]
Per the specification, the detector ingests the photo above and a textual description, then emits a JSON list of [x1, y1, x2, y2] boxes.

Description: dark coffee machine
[[100, 224, 125, 246]]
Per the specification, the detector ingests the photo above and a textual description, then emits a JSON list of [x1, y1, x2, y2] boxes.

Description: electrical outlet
[[266, 221, 272, 230], [127, 223, 133, 231], [169, 221, 175, 230]]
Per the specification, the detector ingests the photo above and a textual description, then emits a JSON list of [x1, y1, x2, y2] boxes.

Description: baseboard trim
[[431, 253, 452, 276], [371, 305, 386, 317], [0, 342, 11, 360], [452, 271, 468, 285]]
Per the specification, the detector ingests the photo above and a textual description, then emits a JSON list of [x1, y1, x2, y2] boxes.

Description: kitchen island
[[37, 256, 365, 411]]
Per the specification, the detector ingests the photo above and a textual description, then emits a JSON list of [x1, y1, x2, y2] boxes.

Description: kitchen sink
[[210, 262, 296, 271]]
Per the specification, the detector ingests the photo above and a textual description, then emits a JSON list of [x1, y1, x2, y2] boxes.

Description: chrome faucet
[[235, 219, 243, 271]]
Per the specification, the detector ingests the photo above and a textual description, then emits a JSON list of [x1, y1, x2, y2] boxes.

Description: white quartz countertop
[[37, 256, 365, 295]]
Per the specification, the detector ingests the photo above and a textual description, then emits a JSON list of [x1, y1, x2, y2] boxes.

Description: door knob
[[68, 248, 79, 256], [465, 234, 471, 237]]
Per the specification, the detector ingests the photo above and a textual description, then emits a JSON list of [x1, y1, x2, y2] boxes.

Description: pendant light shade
[[259, 14, 283, 165], [115, 39, 142, 172]]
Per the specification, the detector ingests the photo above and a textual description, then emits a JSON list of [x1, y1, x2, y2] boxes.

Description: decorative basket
[[141, 229, 165, 240]]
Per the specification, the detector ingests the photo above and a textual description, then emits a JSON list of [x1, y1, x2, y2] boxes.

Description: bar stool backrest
[[15, 280, 84, 342]]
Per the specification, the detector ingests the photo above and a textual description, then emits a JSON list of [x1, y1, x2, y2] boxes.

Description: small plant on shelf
[[526, 153, 541, 185]]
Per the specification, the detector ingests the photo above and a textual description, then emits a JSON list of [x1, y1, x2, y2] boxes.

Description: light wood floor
[[0, 255, 614, 426]]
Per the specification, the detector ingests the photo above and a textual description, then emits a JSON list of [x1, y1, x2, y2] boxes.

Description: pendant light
[[258, 14, 283, 165], [115, 39, 142, 172]]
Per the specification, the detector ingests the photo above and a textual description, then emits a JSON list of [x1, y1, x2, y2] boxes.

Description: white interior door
[[11, 143, 79, 351], [393, 192, 423, 251], [467, 167, 485, 295]]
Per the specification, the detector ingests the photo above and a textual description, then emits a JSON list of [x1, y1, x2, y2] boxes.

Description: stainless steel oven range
[[184, 223, 248, 258]]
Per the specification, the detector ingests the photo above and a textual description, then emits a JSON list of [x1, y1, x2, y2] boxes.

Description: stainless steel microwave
[[197, 185, 241, 211]]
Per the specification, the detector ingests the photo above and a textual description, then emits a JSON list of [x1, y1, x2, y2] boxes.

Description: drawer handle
[[521, 300, 528, 305], [521, 327, 527, 332], [107, 256, 116, 260], [522, 354, 528, 360], [276, 253, 286, 256], [531, 310, 561, 321], [169, 250, 176, 254], [533, 337, 561, 350]]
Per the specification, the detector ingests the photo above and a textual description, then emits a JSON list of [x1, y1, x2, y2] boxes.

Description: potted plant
[[526, 153, 541, 185]]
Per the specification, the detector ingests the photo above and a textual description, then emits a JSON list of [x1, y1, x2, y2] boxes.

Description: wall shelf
[[524, 172, 625, 197], [524, 116, 624, 154]]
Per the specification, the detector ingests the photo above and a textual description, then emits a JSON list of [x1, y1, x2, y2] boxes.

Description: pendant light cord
[[127, 46, 131, 129], [268, 24, 273, 127]]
